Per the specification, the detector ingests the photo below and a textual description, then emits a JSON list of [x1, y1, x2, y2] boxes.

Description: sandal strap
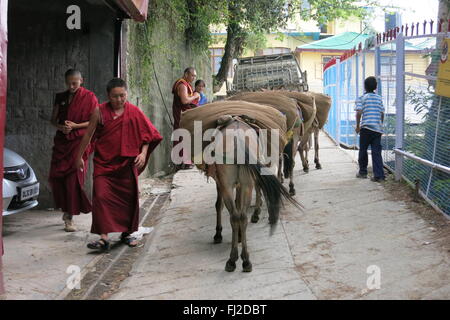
[[122, 236, 137, 243], [88, 239, 108, 248]]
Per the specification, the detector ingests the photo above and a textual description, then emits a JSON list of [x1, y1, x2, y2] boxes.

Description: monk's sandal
[[87, 239, 110, 252], [121, 233, 138, 247]]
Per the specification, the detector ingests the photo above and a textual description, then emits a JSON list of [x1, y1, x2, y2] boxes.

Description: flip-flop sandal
[[121, 234, 138, 247], [87, 239, 110, 252]]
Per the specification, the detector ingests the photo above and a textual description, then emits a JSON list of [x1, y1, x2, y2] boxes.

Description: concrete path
[[111, 134, 450, 300], [1, 177, 168, 300]]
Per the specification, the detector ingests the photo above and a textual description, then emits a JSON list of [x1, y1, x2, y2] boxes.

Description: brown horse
[[227, 91, 305, 196], [202, 115, 301, 272], [268, 91, 331, 173], [295, 92, 332, 173]]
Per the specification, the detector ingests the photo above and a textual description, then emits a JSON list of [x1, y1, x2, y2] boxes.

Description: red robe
[[172, 78, 196, 130], [172, 79, 196, 162], [91, 101, 162, 235], [49, 87, 98, 215]]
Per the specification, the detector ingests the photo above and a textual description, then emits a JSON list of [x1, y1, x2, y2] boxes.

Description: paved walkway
[[111, 134, 450, 300], [1, 178, 168, 300]]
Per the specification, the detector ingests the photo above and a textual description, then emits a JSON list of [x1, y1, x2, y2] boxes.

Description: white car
[[2, 148, 39, 216]]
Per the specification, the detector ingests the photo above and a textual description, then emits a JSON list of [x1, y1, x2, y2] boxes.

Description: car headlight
[[3, 164, 30, 181]]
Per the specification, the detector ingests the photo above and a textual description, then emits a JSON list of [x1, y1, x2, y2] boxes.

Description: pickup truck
[[228, 53, 308, 95]]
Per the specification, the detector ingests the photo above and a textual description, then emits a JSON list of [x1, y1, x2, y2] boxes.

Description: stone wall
[[4, 0, 213, 208], [125, 16, 213, 177], [5, 0, 116, 208]]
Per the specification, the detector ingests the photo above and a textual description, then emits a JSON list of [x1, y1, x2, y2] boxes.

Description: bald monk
[[75, 78, 163, 251], [49, 69, 98, 232], [171, 67, 200, 170]]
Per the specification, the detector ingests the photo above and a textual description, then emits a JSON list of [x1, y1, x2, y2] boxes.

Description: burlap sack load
[[179, 100, 288, 165], [274, 91, 332, 129], [263, 91, 316, 135], [227, 92, 300, 133], [307, 92, 332, 129]]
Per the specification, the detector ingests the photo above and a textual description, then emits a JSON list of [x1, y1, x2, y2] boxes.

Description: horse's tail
[[282, 141, 293, 179], [247, 163, 303, 228], [235, 123, 303, 230]]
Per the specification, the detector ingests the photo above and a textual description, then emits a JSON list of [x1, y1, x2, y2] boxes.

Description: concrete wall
[[5, 0, 117, 207], [125, 17, 213, 177]]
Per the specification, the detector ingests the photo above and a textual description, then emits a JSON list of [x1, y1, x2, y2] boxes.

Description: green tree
[[212, 0, 371, 93]]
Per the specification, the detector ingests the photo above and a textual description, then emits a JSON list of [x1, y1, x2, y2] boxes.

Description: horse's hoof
[[225, 260, 236, 272], [213, 235, 222, 244], [242, 261, 252, 272], [316, 164, 322, 170], [289, 188, 296, 196], [303, 167, 309, 173], [251, 215, 259, 223]]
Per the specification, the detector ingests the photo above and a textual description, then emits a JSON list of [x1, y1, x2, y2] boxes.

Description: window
[[210, 48, 224, 76], [322, 55, 339, 66], [257, 47, 291, 56], [210, 48, 234, 78], [301, 0, 311, 11], [316, 55, 340, 80], [381, 55, 396, 77]]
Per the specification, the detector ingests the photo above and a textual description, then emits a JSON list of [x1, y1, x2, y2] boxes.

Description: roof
[[114, 0, 148, 22], [296, 32, 371, 51], [297, 31, 432, 53]]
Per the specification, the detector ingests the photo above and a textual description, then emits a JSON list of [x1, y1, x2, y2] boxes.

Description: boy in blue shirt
[[355, 76, 386, 182]]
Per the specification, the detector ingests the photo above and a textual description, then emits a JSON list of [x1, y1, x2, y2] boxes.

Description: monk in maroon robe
[[172, 67, 200, 169], [76, 78, 162, 251], [49, 69, 98, 232]]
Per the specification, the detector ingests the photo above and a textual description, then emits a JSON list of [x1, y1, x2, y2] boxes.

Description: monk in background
[[171, 67, 200, 170], [76, 78, 162, 251], [49, 69, 98, 232]]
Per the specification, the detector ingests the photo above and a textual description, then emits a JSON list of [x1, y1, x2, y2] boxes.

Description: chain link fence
[[323, 27, 450, 217]]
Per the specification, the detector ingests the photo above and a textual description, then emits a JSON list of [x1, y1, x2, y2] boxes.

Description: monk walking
[[171, 67, 200, 170], [76, 78, 162, 251], [49, 69, 98, 232]]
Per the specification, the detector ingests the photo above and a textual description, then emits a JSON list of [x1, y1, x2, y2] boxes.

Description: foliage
[[405, 87, 434, 120], [210, 0, 376, 91], [298, 0, 371, 25], [130, 0, 378, 92]]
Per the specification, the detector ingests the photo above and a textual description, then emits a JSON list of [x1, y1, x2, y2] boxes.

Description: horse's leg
[[314, 127, 322, 169], [289, 133, 299, 196], [251, 185, 262, 223], [217, 166, 240, 272], [278, 155, 284, 183], [237, 169, 253, 272], [225, 195, 240, 272], [235, 185, 242, 243], [299, 139, 309, 173], [214, 183, 223, 244]]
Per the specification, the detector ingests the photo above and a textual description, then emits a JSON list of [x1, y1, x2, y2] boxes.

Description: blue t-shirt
[[355, 93, 385, 134], [198, 92, 208, 106]]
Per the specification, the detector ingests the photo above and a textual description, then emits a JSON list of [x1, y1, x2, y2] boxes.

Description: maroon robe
[[49, 87, 98, 215], [91, 101, 162, 235], [172, 78, 195, 131], [172, 78, 197, 163]]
